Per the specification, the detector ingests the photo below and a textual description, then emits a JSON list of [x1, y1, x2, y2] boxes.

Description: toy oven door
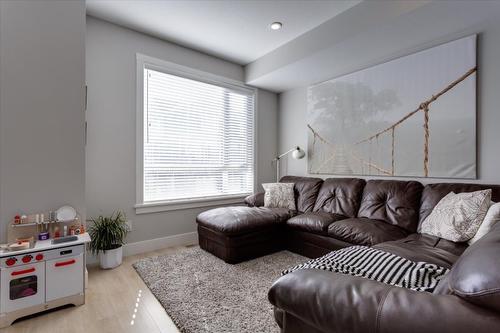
[[0, 261, 45, 313]]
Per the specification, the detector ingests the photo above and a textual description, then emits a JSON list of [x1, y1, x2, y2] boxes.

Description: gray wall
[[278, 14, 500, 185], [0, 1, 86, 243], [86, 17, 278, 244]]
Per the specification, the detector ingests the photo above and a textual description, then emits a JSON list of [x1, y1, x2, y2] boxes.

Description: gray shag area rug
[[133, 246, 307, 333]]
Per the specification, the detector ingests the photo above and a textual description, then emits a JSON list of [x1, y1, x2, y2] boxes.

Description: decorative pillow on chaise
[[420, 189, 491, 242], [468, 202, 500, 245], [262, 183, 296, 210]]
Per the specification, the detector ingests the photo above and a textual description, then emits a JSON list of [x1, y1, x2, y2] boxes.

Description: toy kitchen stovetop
[[0, 210, 90, 328]]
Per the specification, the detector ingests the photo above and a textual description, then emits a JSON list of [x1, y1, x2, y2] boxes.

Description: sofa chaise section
[[197, 206, 294, 263]]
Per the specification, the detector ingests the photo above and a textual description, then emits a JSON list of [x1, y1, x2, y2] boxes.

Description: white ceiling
[[86, 0, 360, 65], [246, 0, 500, 92]]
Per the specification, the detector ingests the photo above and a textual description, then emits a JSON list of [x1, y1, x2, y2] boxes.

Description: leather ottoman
[[196, 206, 294, 263]]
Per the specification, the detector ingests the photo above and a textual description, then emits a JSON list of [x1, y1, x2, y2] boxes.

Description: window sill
[[134, 195, 249, 214]]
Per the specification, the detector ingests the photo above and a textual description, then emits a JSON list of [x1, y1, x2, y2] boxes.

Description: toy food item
[[9, 241, 30, 250]]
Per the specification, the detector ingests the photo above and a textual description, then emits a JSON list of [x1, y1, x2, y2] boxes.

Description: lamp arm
[[274, 146, 303, 181], [275, 146, 300, 160]]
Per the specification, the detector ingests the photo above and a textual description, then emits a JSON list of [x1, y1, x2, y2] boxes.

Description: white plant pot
[[99, 245, 123, 269]]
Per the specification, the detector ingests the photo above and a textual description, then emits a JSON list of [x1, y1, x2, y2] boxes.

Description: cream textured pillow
[[262, 183, 296, 210], [420, 189, 492, 242], [468, 202, 500, 245]]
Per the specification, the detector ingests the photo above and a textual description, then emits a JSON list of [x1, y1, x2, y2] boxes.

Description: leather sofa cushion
[[419, 182, 500, 226], [287, 230, 353, 258], [358, 180, 423, 233], [286, 212, 346, 234], [449, 222, 500, 312], [196, 207, 293, 235], [327, 217, 408, 246], [313, 178, 366, 217], [374, 234, 466, 269], [280, 176, 323, 213]]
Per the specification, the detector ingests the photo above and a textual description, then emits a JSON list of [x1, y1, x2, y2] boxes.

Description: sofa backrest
[[280, 176, 323, 213], [448, 221, 500, 312], [418, 183, 500, 227], [358, 180, 423, 233], [313, 178, 366, 218], [278, 176, 500, 229]]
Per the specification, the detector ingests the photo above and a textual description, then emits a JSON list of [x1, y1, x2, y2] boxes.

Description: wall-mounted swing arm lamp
[[273, 146, 306, 181]]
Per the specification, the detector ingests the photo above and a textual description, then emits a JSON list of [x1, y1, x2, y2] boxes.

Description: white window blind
[[143, 68, 255, 203]]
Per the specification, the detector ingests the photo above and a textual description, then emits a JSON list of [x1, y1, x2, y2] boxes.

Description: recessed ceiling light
[[270, 22, 283, 30]]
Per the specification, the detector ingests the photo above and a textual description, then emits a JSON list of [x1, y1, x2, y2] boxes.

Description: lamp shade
[[292, 147, 306, 159]]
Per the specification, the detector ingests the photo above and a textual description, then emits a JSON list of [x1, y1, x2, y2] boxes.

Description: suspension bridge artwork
[[307, 35, 477, 179]]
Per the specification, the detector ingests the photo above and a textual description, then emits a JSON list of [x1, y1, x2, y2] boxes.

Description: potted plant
[[88, 211, 129, 269]]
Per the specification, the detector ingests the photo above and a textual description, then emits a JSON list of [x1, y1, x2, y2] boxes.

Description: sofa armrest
[[244, 192, 264, 207], [269, 270, 500, 333], [269, 270, 391, 333]]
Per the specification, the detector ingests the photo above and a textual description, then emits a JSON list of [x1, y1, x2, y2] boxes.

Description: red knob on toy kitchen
[[5, 257, 16, 266], [35, 253, 44, 261], [22, 255, 32, 263]]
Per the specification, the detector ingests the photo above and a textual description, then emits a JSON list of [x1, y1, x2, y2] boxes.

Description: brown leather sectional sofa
[[196, 176, 500, 333]]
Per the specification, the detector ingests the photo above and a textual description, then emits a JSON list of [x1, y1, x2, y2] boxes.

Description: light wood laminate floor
[[0, 246, 188, 333]]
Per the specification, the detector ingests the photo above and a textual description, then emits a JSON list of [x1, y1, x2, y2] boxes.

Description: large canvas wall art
[[307, 35, 477, 179]]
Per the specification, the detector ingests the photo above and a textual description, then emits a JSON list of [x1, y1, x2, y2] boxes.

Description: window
[[136, 55, 255, 212]]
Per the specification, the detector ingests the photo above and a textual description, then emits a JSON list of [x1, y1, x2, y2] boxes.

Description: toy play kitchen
[[0, 205, 90, 328]]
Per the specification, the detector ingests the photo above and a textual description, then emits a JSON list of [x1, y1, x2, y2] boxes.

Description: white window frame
[[135, 54, 258, 214]]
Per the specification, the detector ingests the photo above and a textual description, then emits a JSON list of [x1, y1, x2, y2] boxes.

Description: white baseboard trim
[[86, 231, 199, 266], [123, 231, 199, 257]]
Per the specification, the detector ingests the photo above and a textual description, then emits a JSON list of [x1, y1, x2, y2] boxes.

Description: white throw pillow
[[420, 189, 492, 242], [468, 202, 500, 245], [262, 183, 296, 210]]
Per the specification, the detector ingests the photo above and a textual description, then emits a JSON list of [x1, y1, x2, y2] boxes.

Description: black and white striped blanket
[[282, 246, 449, 292]]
